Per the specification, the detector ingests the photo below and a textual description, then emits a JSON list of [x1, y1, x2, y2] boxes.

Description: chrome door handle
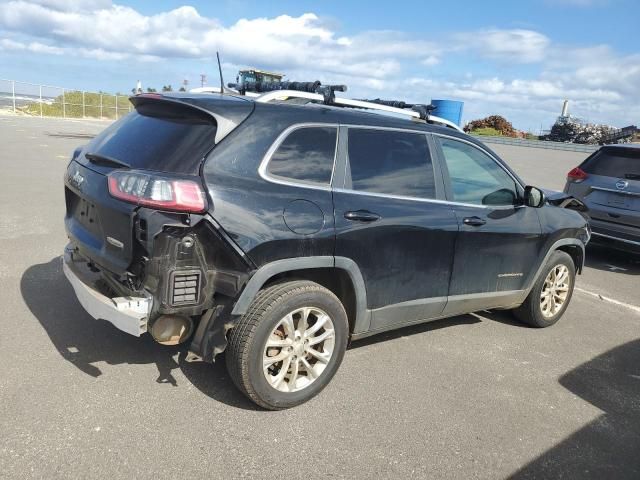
[[463, 216, 486, 227], [344, 210, 381, 222]]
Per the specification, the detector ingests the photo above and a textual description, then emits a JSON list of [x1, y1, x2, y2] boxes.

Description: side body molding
[[228, 239, 584, 340], [231, 256, 371, 334]]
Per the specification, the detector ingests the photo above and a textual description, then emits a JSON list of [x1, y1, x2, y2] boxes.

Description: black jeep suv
[[63, 92, 590, 409]]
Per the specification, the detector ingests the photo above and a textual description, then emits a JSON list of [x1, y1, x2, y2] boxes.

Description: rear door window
[[266, 126, 337, 185], [346, 128, 436, 198], [582, 148, 640, 179], [85, 101, 218, 174]]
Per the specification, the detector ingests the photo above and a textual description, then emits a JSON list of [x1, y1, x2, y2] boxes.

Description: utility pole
[[200, 74, 206, 88]]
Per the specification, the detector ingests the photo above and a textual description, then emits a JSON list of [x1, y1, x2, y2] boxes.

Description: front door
[[333, 127, 458, 332], [433, 135, 544, 316]]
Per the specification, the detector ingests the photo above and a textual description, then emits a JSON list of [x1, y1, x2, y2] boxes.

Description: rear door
[[433, 135, 543, 315], [574, 147, 640, 241], [333, 127, 458, 332]]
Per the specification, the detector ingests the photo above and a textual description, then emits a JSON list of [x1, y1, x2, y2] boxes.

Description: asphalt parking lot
[[1, 114, 639, 479]]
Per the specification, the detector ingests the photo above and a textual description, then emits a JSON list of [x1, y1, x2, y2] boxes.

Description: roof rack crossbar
[[357, 99, 438, 121], [335, 97, 421, 119], [254, 90, 464, 132], [228, 80, 347, 104], [255, 90, 324, 103], [255, 91, 420, 118], [357, 98, 410, 109]]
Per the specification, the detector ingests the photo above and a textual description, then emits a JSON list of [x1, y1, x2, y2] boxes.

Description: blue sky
[[0, 0, 638, 130]]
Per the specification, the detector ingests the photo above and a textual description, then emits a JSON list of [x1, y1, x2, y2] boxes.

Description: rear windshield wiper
[[624, 173, 640, 180], [85, 152, 130, 169]]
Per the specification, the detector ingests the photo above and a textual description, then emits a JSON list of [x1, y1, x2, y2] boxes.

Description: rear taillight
[[107, 170, 206, 213], [567, 167, 588, 183]]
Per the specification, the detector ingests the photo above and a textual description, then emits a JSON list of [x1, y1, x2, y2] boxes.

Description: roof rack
[[244, 81, 463, 132]]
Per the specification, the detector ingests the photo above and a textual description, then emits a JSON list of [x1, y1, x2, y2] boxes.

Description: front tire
[[226, 280, 349, 410], [514, 250, 576, 328]]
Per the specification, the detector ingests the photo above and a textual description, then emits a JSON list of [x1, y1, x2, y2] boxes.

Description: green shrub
[[471, 127, 502, 136]]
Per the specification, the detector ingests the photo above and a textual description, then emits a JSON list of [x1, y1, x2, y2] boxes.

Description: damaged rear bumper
[[62, 245, 152, 337]]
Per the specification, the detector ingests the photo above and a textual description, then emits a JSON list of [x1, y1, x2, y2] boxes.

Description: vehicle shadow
[[585, 243, 640, 276], [509, 339, 640, 479], [20, 257, 259, 411], [473, 309, 531, 328]]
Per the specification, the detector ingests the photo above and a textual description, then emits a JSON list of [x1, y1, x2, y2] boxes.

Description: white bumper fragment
[[62, 247, 151, 337]]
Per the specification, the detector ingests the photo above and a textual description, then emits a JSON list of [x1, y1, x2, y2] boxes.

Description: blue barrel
[[430, 99, 464, 127]]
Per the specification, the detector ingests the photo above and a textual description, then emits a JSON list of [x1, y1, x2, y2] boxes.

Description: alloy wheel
[[540, 264, 571, 318], [263, 307, 336, 392]]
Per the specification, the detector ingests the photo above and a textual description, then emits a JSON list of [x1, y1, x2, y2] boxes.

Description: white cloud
[[471, 78, 505, 94], [548, 46, 640, 97], [0, 3, 440, 80], [456, 29, 551, 63], [29, 0, 112, 11], [422, 55, 440, 66], [0, 1, 637, 128], [399, 71, 634, 129], [0, 37, 64, 54]]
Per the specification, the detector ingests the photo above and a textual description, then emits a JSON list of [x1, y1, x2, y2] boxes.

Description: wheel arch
[[231, 256, 370, 335], [525, 238, 585, 295], [557, 244, 584, 274]]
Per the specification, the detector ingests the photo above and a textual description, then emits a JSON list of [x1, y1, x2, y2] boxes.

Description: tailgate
[[63, 94, 253, 276], [580, 146, 640, 229], [65, 161, 136, 274], [584, 176, 640, 229]]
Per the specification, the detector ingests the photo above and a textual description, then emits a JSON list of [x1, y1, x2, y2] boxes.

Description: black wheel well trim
[[557, 244, 585, 274], [230, 256, 371, 334], [525, 238, 585, 296]]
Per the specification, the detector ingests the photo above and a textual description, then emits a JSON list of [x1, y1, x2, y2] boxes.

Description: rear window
[[583, 148, 640, 178], [85, 101, 217, 174], [266, 126, 337, 185]]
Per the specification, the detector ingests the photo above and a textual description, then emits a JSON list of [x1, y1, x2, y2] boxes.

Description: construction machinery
[[228, 69, 285, 94]]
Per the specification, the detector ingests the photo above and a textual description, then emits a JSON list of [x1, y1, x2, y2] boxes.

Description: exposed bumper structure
[[62, 246, 151, 336]]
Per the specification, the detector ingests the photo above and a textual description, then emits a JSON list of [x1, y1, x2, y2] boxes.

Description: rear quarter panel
[[202, 105, 337, 267]]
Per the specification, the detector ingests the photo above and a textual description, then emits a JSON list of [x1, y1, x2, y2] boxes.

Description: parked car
[[62, 91, 590, 409], [565, 144, 640, 253]]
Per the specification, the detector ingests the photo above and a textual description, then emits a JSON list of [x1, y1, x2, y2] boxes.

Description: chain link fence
[[0, 79, 133, 120]]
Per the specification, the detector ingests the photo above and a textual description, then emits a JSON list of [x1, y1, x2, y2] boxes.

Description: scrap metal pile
[[543, 118, 627, 144]]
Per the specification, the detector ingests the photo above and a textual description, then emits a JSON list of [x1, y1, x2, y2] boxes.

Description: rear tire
[[226, 280, 348, 410], [514, 250, 576, 328]]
